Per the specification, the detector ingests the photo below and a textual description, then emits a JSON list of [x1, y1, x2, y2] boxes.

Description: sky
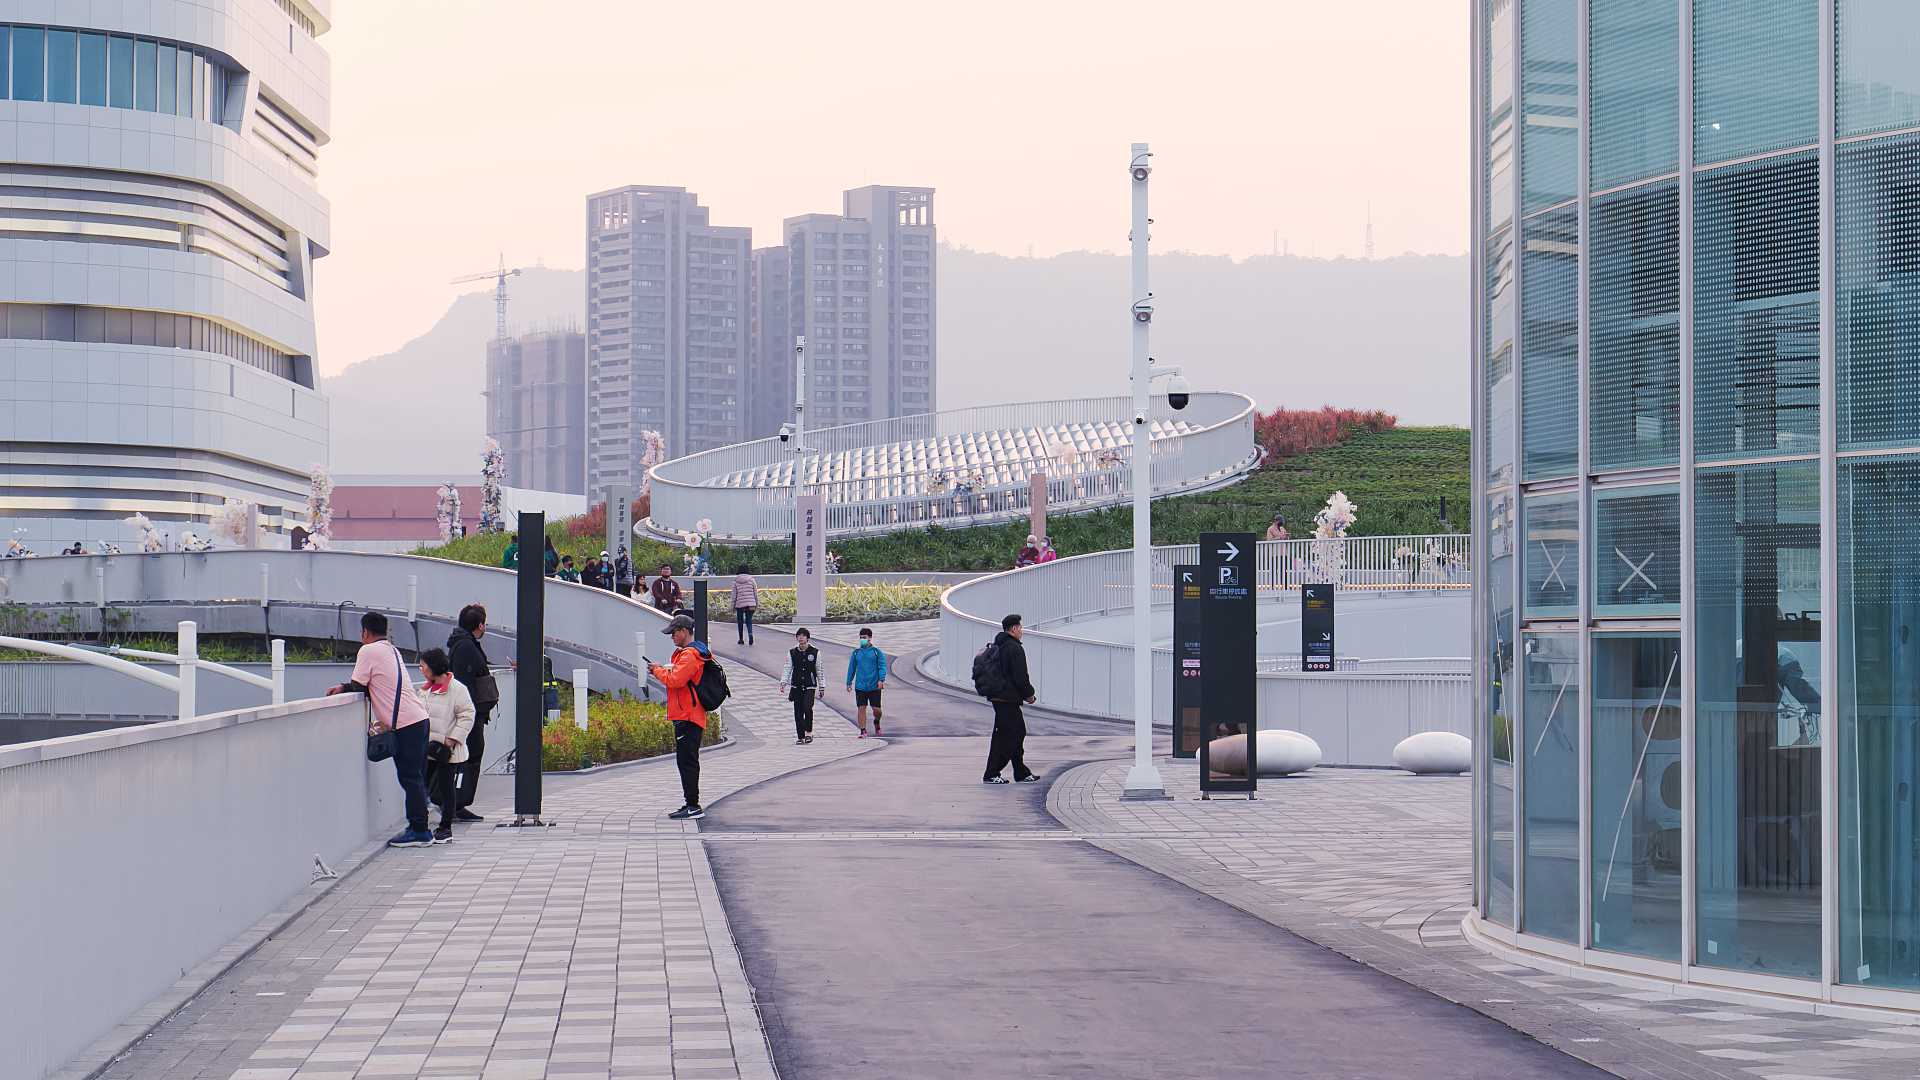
[[314, 0, 1469, 375]]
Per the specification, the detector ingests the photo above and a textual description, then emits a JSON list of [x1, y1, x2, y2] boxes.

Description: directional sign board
[[1172, 564, 1202, 759], [1199, 532, 1258, 795], [1302, 584, 1335, 672]]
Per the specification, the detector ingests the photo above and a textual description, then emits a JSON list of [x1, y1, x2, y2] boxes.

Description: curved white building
[[0, 1, 330, 546]]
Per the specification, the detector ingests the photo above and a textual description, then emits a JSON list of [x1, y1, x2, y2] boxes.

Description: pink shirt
[[350, 639, 429, 729]]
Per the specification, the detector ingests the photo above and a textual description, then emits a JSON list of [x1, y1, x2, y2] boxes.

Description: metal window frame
[[1677, 0, 1699, 975]]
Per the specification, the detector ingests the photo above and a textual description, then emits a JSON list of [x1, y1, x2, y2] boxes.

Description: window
[[1694, 460, 1822, 978], [1694, 153, 1819, 461], [1839, 0, 1920, 137], [45, 29, 74, 103], [155, 44, 174, 114], [1589, 0, 1679, 189], [1485, 226, 1517, 488], [12, 26, 43, 101], [108, 36, 131, 108], [77, 33, 105, 106], [133, 39, 155, 111], [1520, 0, 1577, 212], [1523, 492, 1579, 618], [1591, 633, 1684, 960], [1693, 0, 1818, 163], [1594, 485, 1680, 616], [1590, 182, 1680, 470], [1485, 487, 1517, 926], [1837, 133, 1920, 452], [1523, 633, 1579, 944], [1521, 206, 1578, 480]]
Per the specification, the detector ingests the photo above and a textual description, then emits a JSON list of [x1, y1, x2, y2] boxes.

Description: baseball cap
[[661, 613, 697, 635]]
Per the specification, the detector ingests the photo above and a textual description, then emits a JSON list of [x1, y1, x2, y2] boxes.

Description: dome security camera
[[778, 423, 793, 443], [1131, 165, 1151, 182], [1166, 373, 1192, 411], [1132, 300, 1153, 324]]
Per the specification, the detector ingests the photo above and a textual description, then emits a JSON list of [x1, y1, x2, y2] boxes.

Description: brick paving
[[96, 667, 873, 1080], [1051, 759, 1920, 1080]]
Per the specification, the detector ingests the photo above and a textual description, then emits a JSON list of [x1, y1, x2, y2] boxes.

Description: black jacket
[[446, 628, 493, 722], [994, 631, 1034, 702]]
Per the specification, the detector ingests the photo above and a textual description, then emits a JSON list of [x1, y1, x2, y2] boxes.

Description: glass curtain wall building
[[1473, 0, 1920, 1006]]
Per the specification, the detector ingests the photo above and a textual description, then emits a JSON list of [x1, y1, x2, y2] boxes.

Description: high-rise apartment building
[[486, 328, 586, 495], [1471, 0, 1920, 1008], [760, 186, 936, 431], [584, 186, 750, 485], [0, 2, 333, 544], [748, 246, 792, 440]]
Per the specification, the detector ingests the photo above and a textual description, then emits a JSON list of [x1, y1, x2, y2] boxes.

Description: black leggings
[[792, 688, 815, 738], [735, 607, 755, 641]]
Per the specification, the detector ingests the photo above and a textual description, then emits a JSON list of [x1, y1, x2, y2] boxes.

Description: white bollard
[[259, 562, 270, 608], [271, 638, 286, 705], [636, 631, 649, 701], [407, 575, 419, 622], [95, 566, 106, 611], [177, 620, 198, 720], [573, 668, 589, 731]]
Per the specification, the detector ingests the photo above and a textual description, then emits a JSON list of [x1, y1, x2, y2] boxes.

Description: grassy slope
[[410, 426, 1469, 575]]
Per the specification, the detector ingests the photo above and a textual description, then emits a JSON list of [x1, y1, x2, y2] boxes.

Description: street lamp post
[[1124, 142, 1167, 799]]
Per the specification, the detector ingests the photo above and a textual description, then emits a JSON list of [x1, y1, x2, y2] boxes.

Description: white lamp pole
[[1124, 142, 1166, 798]]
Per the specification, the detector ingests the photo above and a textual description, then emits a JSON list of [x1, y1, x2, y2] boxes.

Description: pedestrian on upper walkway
[[328, 611, 435, 845], [543, 536, 560, 577], [557, 555, 580, 583], [845, 627, 888, 737], [650, 562, 683, 612], [732, 564, 759, 645], [417, 647, 475, 844], [781, 627, 822, 744], [1016, 534, 1041, 568], [981, 613, 1038, 784], [500, 533, 518, 569], [650, 613, 709, 820], [615, 545, 636, 597], [446, 603, 501, 822]]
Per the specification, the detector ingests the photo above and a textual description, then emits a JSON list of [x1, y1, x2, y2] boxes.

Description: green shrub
[[540, 691, 724, 771], [709, 582, 941, 622]]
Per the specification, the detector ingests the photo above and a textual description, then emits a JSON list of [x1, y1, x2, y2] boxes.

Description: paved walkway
[[1055, 758, 1920, 1080]]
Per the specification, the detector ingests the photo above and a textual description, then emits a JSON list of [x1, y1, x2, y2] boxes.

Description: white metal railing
[[646, 392, 1258, 540], [0, 621, 288, 720]]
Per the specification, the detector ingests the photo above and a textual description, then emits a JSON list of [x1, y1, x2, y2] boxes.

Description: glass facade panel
[[44, 29, 74, 103], [1839, 456, 1920, 989], [178, 50, 193, 119], [155, 44, 175, 115], [1838, 134, 1920, 452], [1487, 488, 1517, 926], [1488, 0, 1516, 236], [1589, 0, 1679, 190], [133, 38, 154, 111], [1520, 0, 1577, 213], [1523, 632, 1580, 943], [108, 36, 131, 109], [1524, 492, 1580, 618], [1594, 486, 1681, 616], [1590, 182, 1680, 471], [12, 26, 43, 101], [1693, 0, 1818, 163], [1695, 461, 1822, 978], [76, 33, 105, 106], [1839, 0, 1920, 137], [1591, 633, 1684, 960], [1694, 153, 1820, 462], [1523, 207, 1580, 480], [1486, 226, 1517, 488]]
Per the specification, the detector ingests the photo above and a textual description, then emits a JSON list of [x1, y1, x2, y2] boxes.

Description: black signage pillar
[[1172, 564, 1203, 759], [693, 579, 709, 643], [1302, 584, 1336, 672], [513, 512, 545, 821], [1199, 532, 1258, 796]]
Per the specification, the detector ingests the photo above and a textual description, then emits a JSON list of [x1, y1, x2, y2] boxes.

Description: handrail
[[0, 635, 182, 693], [78, 640, 284, 703]]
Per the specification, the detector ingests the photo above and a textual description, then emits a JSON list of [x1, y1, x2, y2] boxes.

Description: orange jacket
[[652, 645, 708, 728]]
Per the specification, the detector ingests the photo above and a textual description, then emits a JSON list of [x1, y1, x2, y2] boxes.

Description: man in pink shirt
[[328, 611, 434, 847]]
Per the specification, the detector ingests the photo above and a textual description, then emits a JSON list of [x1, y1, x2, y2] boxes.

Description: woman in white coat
[[417, 646, 476, 843]]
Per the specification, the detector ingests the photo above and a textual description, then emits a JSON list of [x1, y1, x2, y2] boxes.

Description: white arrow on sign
[[1180, 571, 1194, 583], [1216, 540, 1240, 561]]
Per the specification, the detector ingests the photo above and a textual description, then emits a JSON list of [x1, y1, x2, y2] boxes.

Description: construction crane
[[450, 255, 525, 341]]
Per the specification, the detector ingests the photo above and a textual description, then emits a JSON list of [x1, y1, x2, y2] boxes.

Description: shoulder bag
[[365, 643, 406, 762]]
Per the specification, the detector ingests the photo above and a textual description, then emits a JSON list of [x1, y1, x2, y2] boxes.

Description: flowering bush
[[568, 501, 607, 540], [1253, 406, 1396, 465]]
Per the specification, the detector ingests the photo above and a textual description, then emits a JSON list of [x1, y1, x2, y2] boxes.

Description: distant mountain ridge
[[322, 249, 1468, 475]]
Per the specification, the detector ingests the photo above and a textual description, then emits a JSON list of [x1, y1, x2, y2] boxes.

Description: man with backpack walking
[[975, 613, 1038, 784], [650, 613, 727, 819]]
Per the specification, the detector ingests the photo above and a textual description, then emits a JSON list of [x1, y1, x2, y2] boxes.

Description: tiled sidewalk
[[1052, 760, 1920, 1080], [98, 672, 873, 1080]]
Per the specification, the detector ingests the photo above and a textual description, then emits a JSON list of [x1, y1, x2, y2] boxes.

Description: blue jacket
[[845, 641, 888, 691]]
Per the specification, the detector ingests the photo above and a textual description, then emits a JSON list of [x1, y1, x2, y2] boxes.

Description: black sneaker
[[668, 805, 706, 820], [432, 827, 454, 844], [802, 735, 813, 744], [795, 737, 807, 745], [983, 775, 1010, 784], [455, 808, 484, 823], [1015, 774, 1041, 783]]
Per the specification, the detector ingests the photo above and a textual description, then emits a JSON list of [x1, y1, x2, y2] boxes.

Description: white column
[[636, 631, 649, 701], [259, 562, 269, 609], [573, 668, 590, 731], [177, 620, 197, 721], [271, 638, 285, 705], [407, 575, 419, 623], [1123, 142, 1165, 798]]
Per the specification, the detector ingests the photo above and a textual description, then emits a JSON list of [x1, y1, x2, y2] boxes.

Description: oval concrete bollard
[[1254, 729, 1322, 774], [1393, 731, 1472, 775]]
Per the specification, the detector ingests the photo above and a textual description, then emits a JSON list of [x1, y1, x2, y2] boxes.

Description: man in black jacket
[[446, 603, 498, 821], [982, 613, 1039, 784]]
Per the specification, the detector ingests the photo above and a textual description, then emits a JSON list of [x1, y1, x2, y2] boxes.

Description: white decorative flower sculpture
[[125, 513, 165, 553], [435, 482, 463, 541], [212, 498, 251, 547], [478, 439, 507, 534], [306, 465, 334, 542], [1310, 491, 1359, 583]]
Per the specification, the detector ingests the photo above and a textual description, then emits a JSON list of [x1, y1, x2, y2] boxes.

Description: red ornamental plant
[[1253, 406, 1397, 465], [568, 501, 607, 540]]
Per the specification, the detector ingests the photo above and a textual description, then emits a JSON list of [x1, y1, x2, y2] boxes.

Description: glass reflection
[[1488, 488, 1516, 926], [1591, 634, 1683, 960], [1524, 634, 1580, 943]]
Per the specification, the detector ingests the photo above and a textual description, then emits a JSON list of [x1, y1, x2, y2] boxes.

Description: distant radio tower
[[1365, 203, 1376, 261]]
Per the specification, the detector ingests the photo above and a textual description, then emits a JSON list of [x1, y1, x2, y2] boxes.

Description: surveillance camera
[[778, 424, 793, 443], [1132, 300, 1153, 324], [1134, 414, 1147, 426], [1166, 373, 1192, 411], [1131, 165, 1151, 182]]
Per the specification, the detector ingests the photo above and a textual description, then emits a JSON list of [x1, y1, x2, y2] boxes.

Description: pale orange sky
[[315, 0, 1469, 374]]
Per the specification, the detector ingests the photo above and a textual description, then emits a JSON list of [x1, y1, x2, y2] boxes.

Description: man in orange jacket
[[651, 613, 708, 819]]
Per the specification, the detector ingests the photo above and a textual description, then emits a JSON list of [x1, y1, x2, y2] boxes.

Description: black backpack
[[693, 654, 731, 711], [972, 642, 1010, 699]]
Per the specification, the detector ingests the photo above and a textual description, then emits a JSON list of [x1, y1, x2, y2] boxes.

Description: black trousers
[[426, 753, 456, 830], [791, 688, 815, 738], [392, 719, 431, 833], [984, 700, 1033, 781], [674, 720, 703, 807], [456, 708, 489, 809]]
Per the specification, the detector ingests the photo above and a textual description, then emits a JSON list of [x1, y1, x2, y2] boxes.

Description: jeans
[[674, 720, 703, 807], [735, 607, 755, 643], [984, 700, 1033, 781], [456, 708, 489, 809], [791, 688, 814, 738], [392, 719, 431, 833]]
